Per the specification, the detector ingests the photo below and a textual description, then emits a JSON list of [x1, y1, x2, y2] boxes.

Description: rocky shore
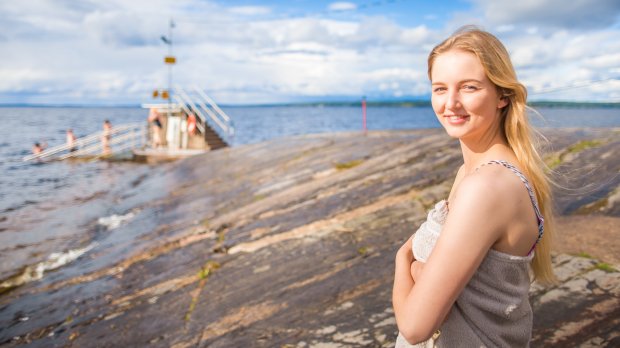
[[1, 128, 619, 347]]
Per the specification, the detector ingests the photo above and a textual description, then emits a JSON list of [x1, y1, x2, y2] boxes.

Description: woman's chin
[[441, 127, 465, 139]]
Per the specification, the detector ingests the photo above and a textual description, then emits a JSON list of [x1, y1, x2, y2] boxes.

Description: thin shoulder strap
[[477, 160, 544, 255]]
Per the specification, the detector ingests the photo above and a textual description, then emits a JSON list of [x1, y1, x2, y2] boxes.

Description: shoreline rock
[[1, 128, 619, 347]]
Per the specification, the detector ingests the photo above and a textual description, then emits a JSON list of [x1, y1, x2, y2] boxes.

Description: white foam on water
[[97, 211, 135, 230], [1, 209, 138, 291], [0, 243, 96, 291]]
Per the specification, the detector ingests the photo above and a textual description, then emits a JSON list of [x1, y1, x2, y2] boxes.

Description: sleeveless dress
[[395, 160, 544, 348]]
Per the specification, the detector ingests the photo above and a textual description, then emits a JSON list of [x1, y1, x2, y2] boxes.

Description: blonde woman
[[393, 27, 556, 347]]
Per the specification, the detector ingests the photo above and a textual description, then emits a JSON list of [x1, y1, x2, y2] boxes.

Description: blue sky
[[1, 0, 619, 105]]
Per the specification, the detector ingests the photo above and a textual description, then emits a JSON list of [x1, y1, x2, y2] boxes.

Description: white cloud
[[0, 68, 55, 91], [328, 2, 357, 12], [586, 53, 620, 69], [495, 25, 515, 33], [400, 26, 434, 46], [229, 6, 271, 16], [472, 0, 620, 29], [83, 10, 161, 47]]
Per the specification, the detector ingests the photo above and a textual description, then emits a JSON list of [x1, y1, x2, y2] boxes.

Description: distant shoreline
[[1, 100, 620, 109]]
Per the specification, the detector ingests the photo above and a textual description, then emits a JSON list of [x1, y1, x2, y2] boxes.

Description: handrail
[[183, 90, 228, 134], [172, 95, 206, 134], [23, 122, 146, 162], [192, 85, 235, 139], [141, 103, 182, 113], [174, 85, 234, 141], [175, 88, 229, 133], [191, 85, 234, 139], [57, 130, 140, 160], [192, 85, 231, 123]]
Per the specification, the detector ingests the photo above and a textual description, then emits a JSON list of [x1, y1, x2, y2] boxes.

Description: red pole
[[362, 96, 367, 135]]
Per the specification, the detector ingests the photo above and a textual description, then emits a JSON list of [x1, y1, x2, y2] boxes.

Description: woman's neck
[[459, 134, 513, 173]]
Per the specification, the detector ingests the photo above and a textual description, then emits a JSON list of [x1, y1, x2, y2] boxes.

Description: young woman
[[393, 27, 556, 347]]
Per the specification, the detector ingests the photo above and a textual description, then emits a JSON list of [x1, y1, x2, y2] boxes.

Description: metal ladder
[[173, 85, 235, 146], [23, 122, 147, 162]]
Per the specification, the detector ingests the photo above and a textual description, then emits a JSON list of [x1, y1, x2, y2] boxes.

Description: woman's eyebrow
[[460, 79, 483, 84], [431, 79, 483, 85]]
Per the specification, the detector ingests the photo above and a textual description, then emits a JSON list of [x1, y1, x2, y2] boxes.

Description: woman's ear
[[497, 96, 508, 109]]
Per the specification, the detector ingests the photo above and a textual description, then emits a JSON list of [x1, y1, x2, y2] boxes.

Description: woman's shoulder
[[446, 164, 524, 242], [455, 163, 524, 205]]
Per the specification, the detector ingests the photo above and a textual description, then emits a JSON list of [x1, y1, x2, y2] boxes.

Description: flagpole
[[161, 20, 176, 119], [168, 18, 173, 117]]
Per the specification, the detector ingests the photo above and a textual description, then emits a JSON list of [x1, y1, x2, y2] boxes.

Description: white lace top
[[412, 200, 448, 263]]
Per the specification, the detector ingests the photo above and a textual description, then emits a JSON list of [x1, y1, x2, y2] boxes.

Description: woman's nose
[[445, 90, 461, 110]]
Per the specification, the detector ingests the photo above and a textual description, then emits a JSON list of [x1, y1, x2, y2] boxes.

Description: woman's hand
[[410, 260, 425, 283], [397, 237, 425, 284], [396, 237, 414, 270], [394, 237, 415, 282]]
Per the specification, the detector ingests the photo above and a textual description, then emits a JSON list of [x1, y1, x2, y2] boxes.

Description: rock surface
[[1, 128, 619, 347]]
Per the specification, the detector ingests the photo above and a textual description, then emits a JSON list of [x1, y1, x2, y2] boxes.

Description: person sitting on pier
[[32, 142, 46, 155], [148, 108, 163, 148], [66, 129, 77, 152]]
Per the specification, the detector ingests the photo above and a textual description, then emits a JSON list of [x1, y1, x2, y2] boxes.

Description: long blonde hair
[[428, 26, 556, 284]]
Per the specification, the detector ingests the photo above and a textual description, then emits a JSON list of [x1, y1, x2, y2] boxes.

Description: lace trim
[[412, 200, 448, 262]]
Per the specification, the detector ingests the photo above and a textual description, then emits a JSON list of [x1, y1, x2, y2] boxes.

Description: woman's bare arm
[[393, 171, 511, 344]]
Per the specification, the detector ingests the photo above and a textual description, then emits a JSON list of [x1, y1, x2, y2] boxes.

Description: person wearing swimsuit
[[392, 27, 556, 347], [101, 119, 112, 154], [148, 108, 163, 148]]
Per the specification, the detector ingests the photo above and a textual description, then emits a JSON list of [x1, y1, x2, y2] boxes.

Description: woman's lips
[[444, 114, 469, 125]]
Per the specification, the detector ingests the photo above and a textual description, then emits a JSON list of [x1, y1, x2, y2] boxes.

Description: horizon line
[[1, 99, 620, 108]]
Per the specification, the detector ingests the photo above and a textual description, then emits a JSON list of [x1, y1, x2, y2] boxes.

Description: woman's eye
[[462, 85, 478, 91], [433, 87, 446, 93]]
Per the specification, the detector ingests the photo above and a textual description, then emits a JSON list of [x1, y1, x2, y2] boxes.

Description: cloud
[[0, 1, 89, 41], [328, 2, 357, 12], [228, 6, 271, 16], [83, 11, 161, 47], [586, 53, 620, 69], [472, 0, 620, 30], [0, 68, 55, 91]]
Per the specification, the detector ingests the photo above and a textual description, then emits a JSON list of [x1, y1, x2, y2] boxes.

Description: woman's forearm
[[393, 249, 415, 326]]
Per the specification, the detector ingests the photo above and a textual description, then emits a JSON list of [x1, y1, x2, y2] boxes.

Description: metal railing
[[173, 85, 234, 144], [171, 99, 206, 135], [23, 122, 147, 162]]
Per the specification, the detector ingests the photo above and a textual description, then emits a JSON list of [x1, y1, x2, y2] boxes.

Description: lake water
[[0, 105, 619, 290]]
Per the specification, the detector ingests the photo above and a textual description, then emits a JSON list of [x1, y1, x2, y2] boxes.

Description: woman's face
[[430, 49, 507, 142]]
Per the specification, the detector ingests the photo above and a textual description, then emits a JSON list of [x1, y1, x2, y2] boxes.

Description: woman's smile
[[444, 114, 470, 125]]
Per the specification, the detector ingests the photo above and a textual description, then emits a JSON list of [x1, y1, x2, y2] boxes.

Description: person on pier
[[66, 129, 77, 152], [101, 119, 112, 154], [148, 108, 163, 148], [31, 142, 46, 155]]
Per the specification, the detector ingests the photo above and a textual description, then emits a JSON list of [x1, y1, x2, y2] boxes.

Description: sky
[[1, 0, 620, 105]]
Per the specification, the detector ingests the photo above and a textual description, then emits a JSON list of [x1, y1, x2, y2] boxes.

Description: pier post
[[362, 96, 367, 136]]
